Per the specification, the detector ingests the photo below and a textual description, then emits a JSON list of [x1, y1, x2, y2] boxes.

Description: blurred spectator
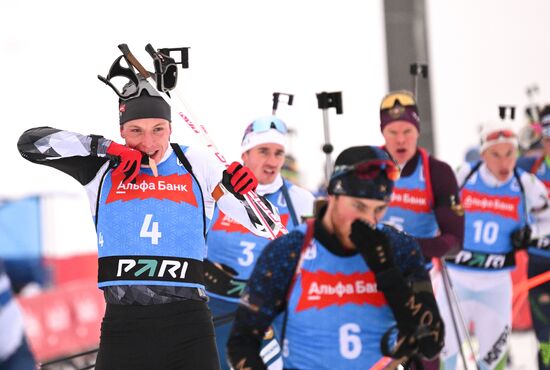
[[0, 259, 36, 370]]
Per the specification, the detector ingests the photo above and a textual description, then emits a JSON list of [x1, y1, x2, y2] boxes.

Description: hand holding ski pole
[[222, 162, 258, 200]]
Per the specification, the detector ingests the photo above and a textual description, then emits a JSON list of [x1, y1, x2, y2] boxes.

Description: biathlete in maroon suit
[[379, 91, 464, 262], [378, 90, 463, 370], [227, 146, 444, 370]]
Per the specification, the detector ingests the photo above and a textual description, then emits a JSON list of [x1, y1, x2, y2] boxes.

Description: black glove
[[222, 162, 258, 200], [511, 226, 531, 251], [350, 220, 395, 273]]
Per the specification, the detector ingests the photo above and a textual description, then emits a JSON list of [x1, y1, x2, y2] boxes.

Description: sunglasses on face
[[241, 117, 288, 141], [333, 159, 401, 181], [484, 129, 517, 141], [380, 92, 416, 110]]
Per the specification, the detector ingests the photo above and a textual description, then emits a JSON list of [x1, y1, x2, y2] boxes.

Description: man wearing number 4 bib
[[227, 146, 444, 370], [438, 122, 550, 370], [205, 116, 315, 370], [17, 73, 279, 370]]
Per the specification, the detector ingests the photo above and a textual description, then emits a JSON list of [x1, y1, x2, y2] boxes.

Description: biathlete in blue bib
[[17, 59, 279, 370], [205, 115, 315, 369], [439, 121, 550, 370], [227, 145, 445, 370]]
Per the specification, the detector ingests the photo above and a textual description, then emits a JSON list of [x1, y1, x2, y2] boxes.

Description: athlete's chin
[[149, 149, 166, 163], [496, 170, 513, 181]]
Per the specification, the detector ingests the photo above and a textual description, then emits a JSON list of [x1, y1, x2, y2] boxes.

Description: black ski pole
[[499, 105, 516, 121], [409, 63, 428, 98], [316, 91, 343, 185], [272, 92, 294, 115]]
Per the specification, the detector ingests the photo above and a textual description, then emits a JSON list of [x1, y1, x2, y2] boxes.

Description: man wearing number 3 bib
[[439, 122, 550, 370], [205, 116, 315, 370], [227, 146, 444, 370], [17, 72, 279, 369]]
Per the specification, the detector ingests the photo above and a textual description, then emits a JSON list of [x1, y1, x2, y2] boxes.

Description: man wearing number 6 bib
[[205, 116, 315, 370], [227, 146, 444, 370], [16, 73, 279, 370], [438, 122, 550, 370]]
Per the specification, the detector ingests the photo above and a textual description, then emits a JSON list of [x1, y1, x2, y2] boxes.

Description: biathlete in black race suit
[[17, 66, 280, 369]]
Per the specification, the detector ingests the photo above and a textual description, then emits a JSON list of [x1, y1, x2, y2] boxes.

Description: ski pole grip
[[145, 44, 156, 58], [118, 44, 151, 78], [272, 93, 280, 112], [316, 91, 343, 114]]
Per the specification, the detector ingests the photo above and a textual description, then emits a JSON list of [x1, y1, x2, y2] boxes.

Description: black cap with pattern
[[118, 75, 171, 125], [327, 146, 396, 201]]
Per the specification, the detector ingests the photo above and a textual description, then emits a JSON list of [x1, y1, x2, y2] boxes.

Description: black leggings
[[95, 300, 220, 370]]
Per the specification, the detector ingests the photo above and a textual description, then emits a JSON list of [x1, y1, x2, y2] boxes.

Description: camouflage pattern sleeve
[[227, 230, 305, 370]]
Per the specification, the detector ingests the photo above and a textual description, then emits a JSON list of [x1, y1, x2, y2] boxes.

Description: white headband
[[479, 123, 518, 153], [241, 129, 288, 153]]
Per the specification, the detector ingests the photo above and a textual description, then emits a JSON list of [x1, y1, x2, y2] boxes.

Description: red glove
[[222, 162, 258, 200], [106, 142, 144, 184]]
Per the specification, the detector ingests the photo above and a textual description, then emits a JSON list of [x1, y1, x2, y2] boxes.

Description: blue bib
[[383, 157, 438, 238], [96, 146, 206, 288], [524, 157, 550, 258], [282, 224, 394, 369], [461, 170, 527, 257], [206, 181, 298, 302]]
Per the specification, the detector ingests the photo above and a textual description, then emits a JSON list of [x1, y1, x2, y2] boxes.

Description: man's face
[[481, 142, 517, 181], [324, 195, 388, 250], [120, 118, 172, 163], [241, 143, 285, 185], [382, 121, 419, 165]]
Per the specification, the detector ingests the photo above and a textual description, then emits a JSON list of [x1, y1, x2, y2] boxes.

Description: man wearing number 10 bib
[[227, 146, 445, 370], [438, 122, 550, 370], [17, 70, 278, 369]]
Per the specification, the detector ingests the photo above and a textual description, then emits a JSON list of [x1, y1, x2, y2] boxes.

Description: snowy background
[[1, 1, 549, 366]]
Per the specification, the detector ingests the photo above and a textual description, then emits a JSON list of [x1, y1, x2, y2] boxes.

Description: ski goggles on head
[[241, 117, 288, 141], [333, 159, 400, 181], [120, 79, 162, 100], [484, 129, 516, 141], [380, 91, 416, 110]]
